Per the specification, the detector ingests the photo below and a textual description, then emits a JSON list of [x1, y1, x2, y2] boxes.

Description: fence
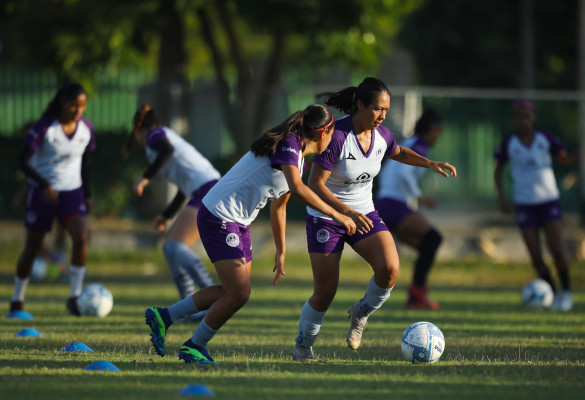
[[0, 68, 582, 221]]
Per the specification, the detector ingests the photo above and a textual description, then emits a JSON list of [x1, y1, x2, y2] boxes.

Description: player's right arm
[[494, 161, 511, 213], [306, 163, 372, 234], [134, 137, 174, 196]]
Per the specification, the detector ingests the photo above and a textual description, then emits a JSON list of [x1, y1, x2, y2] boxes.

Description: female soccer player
[[293, 78, 456, 362], [494, 100, 576, 311], [145, 104, 357, 365], [125, 105, 220, 302], [376, 108, 445, 310], [8, 82, 95, 317]]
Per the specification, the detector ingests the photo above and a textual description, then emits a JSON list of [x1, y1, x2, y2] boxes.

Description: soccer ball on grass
[[401, 321, 445, 364], [77, 283, 113, 317], [522, 279, 553, 309]]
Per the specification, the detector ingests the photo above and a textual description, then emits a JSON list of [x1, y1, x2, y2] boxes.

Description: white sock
[[167, 295, 199, 323], [358, 276, 393, 316], [69, 265, 86, 297], [11, 276, 30, 302], [191, 320, 218, 348], [295, 300, 326, 348]]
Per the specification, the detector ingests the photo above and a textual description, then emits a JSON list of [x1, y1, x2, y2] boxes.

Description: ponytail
[[250, 104, 334, 157], [123, 104, 160, 158], [318, 77, 390, 115]]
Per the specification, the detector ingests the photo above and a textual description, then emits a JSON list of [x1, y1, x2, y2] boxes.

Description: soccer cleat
[[292, 344, 316, 362], [551, 290, 573, 312], [145, 307, 168, 357], [178, 340, 217, 365], [347, 303, 369, 350], [405, 284, 440, 310], [66, 296, 81, 316]]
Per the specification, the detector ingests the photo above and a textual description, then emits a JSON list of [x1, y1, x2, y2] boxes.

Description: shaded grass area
[[1, 244, 584, 400]]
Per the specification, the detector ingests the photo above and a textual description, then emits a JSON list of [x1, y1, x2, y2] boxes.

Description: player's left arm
[[270, 193, 291, 285], [81, 151, 93, 213], [555, 149, 581, 166], [390, 145, 457, 178]]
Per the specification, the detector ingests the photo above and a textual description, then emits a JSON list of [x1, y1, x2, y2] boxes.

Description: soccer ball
[[401, 321, 445, 364], [77, 283, 113, 317], [30, 257, 48, 282], [522, 279, 553, 309]]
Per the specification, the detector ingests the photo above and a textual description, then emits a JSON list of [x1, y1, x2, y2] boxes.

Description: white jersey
[[494, 130, 564, 205], [202, 134, 305, 226], [145, 127, 220, 196], [308, 115, 397, 219], [25, 115, 95, 191], [377, 135, 429, 203]]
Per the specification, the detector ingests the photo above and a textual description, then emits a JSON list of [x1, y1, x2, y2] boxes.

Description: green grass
[[1, 243, 584, 400]]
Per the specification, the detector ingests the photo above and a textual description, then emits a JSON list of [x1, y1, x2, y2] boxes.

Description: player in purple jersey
[[293, 78, 456, 361], [144, 105, 357, 365], [376, 108, 445, 310], [494, 100, 577, 311], [8, 83, 95, 318], [124, 105, 218, 309]]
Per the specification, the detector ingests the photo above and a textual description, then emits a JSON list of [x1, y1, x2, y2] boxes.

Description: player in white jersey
[[376, 108, 445, 310], [124, 105, 221, 308], [145, 105, 356, 365], [293, 78, 456, 362], [8, 83, 95, 318], [494, 100, 577, 311]]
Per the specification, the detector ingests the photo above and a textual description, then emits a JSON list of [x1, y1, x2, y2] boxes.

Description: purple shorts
[[515, 199, 562, 229], [375, 197, 414, 230], [187, 180, 219, 209], [306, 210, 389, 254], [25, 185, 87, 233], [197, 205, 253, 263]]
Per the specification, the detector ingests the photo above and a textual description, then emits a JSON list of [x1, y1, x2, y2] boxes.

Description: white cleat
[[551, 290, 573, 312], [292, 344, 316, 362], [347, 303, 369, 350]]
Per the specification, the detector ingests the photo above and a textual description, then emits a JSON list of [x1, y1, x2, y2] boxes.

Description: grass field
[[1, 242, 584, 400]]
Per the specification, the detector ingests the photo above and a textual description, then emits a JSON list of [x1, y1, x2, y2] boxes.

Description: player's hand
[[154, 215, 168, 231], [498, 197, 512, 214], [134, 177, 150, 196], [84, 198, 94, 214], [43, 186, 58, 205], [272, 250, 286, 285], [419, 196, 437, 209], [430, 161, 457, 178], [332, 212, 357, 235], [345, 209, 373, 235]]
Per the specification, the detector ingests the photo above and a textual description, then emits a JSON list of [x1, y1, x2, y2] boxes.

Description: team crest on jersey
[[316, 229, 330, 243], [226, 233, 240, 247], [376, 148, 383, 157]]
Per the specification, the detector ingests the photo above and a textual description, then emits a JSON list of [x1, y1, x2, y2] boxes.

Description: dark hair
[[42, 82, 87, 118], [123, 104, 161, 158], [317, 77, 391, 115], [250, 104, 334, 157], [414, 108, 443, 136]]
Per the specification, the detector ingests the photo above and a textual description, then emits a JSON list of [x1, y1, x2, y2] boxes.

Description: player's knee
[[418, 228, 442, 251], [227, 284, 251, 308]]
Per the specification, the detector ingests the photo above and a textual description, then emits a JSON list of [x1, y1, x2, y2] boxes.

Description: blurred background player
[[293, 78, 456, 362], [145, 104, 356, 365], [8, 82, 95, 317], [494, 100, 577, 311], [124, 105, 220, 305], [376, 108, 445, 310]]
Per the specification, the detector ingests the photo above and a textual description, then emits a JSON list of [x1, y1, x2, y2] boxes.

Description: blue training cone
[[178, 384, 215, 397], [14, 328, 42, 337], [61, 342, 94, 352], [84, 361, 120, 372], [7, 310, 34, 320]]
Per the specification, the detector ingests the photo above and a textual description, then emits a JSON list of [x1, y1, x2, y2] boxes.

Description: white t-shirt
[[145, 127, 220, 196], [494, 131, 564, 205], [25, 115, 96, 191], [307, 115, 397, 219], [202, 134, 305, 226], [377, 134, 429, 203]]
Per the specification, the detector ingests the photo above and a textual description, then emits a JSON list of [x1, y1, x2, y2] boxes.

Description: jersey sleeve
[[82, 118, 96, 152], [146, 128, 168, 150], [378, 126, 398, 158], [23, 116, 53, 151], [494, 136, 511, 163], [270, 134, 302, 169], [312, 130, 346, 171], [542, 132, 565, 156]]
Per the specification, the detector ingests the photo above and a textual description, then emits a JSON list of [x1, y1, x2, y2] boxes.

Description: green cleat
[[178, 340, 217, 365], [145, 307, 167, 357]]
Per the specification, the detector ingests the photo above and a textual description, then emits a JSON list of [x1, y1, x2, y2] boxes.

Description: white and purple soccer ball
[[77, 283, 113, 317], [401, 321, 445, 364], [522, 279, 554, 309]]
